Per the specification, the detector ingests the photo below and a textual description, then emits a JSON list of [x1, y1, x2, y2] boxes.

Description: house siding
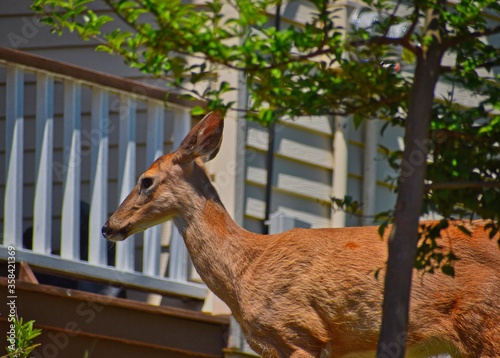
[[0, 0, 407, 235], [6, 0, 495, 241]]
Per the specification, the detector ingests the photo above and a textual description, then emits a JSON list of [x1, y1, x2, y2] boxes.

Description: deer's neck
[[173, 184, 262, 310]]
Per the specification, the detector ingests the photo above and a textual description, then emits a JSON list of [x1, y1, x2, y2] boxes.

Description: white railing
[[0, 48, 207, 300]]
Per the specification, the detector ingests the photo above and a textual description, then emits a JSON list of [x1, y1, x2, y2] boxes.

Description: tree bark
[[376, 4, 445, 357]]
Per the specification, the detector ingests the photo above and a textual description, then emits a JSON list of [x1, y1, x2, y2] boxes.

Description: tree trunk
[[376, 4, 445, 357]]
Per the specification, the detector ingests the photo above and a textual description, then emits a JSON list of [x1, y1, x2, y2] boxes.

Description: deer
[[102, 111, 500, 358]]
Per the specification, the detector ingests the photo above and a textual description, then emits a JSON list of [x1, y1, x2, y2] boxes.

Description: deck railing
[[0, 47, 207, 300]]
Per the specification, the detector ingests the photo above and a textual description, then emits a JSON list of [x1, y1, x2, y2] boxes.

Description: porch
[[0, 46, 234, 356]]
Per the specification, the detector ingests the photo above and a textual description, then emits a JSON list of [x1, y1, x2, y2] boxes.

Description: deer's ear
[[174, 111, 224, 164]]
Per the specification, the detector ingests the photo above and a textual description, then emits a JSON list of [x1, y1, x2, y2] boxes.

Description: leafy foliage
[[4, 316, 42, 358], [415, 220, 459, 277], [31, 0, 411, 123], [30, 0, 500, 259]]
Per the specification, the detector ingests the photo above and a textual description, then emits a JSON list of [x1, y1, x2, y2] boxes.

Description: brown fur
[[102, 112, 500, 358]]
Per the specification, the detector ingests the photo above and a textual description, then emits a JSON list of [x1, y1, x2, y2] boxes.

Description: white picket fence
[[0, 49, 207, 299]]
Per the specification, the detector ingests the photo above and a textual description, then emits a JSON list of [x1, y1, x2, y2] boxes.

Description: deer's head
[[102, 111, 224, 241]]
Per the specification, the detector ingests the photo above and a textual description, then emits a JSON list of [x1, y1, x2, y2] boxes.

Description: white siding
[[243, 116, 334, 230], [0, 0, 145, 79], [241, 112, 401, 231]]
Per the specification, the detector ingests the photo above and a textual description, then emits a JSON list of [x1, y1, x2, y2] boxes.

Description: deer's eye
[[140, 177, 154, 192]]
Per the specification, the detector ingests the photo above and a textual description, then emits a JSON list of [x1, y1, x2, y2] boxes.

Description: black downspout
[[263, 122, 275, 234], [262, 5, 281, 234]]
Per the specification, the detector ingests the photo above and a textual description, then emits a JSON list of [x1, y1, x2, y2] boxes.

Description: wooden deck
[[0, 271, 229, 358]]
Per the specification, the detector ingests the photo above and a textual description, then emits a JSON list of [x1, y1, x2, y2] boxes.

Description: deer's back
[[237, 221, 500, 357]]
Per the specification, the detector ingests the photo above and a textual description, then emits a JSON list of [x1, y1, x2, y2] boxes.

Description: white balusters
[[169, 108, 192, 281], [115, 95, 136, 271], [61, 80, 82, 260], [0, 60, 203, 296], [142, 101, 164, 276], [33, 73, 54, 254], [4, 65, 24, 247], [89, 88, 109, 265]]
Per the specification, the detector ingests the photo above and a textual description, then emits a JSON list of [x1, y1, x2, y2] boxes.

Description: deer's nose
[[102, 222, 111, 238]]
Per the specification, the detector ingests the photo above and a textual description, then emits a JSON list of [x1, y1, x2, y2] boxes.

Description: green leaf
[[6, 316, 42, 357], [378, 221, 389, 238], [191, 106, 206, 116]]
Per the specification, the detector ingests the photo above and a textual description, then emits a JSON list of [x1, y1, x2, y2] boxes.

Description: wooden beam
[[0, 277, 228, 358], [19, 262, 39, 284], [0, 47, 205, 109]]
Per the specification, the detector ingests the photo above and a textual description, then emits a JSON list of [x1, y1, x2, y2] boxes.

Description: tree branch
[[426, 181, 500, 191], [348, 2, 420, 55], [103, 0, 140, 34], [400, 1, 420, 55], [444, 24, 500, 48], [440, 57, 500, 74], [348, 27, 420, 55], [381, 0, 404, 38]]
